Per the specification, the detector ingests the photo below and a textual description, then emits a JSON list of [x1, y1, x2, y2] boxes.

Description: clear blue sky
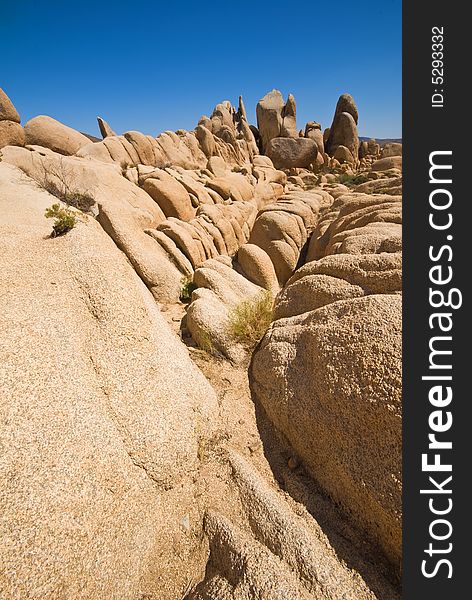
[[0, 0, 401, 139]]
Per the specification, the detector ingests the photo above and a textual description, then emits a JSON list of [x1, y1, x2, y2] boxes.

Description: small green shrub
[[338, 173, 370, 186], [180, 277, 197, 303], [44, 203, 78, 236], [228, 291, 273, 349]]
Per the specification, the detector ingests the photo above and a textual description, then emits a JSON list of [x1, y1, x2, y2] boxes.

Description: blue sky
[[0, 0, 401, 138]]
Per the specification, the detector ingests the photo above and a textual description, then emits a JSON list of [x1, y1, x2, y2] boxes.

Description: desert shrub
[[338, 173, 369, 186], [180, 276, 197, 303], [38, 158, 95, 213], [197, 327, 217, 355], [44, 203, 78, 237], [228, 291, 273, 349]]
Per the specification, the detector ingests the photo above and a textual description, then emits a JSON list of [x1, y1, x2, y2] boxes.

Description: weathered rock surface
[[24, 115, 91, 155], [256, 89, 286, 152], [250, 186, 403, 572], [0, 88, 20, 123], [236, 243, 279, 291], [372, 156, 402, 171], [249, 187, 331, 284], [251, 294, 402, 569], [190, 452, 384, 600], [1, 145, 186, 302], [274, 252, 401, 319], [97, 115, 117, 138], [143, 170, 196, 221], [185, 257, 265, 362], [266, 137, 318, 170], [381, 142, 402, 157], [333, 144, 355, 164], [0, 120, 25, 148], [280, 93, 298, 138], [0, 162, 219, 599], [0, 87, 403, 598], [325, 94, 359, 160], [326, 110, 359, 160], [256, 90, 299, 153], [306, 193, 402, 261], [304, 121, 324, 154]]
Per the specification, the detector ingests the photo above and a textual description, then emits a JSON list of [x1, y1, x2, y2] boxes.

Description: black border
[[403, 2, 468, 596]]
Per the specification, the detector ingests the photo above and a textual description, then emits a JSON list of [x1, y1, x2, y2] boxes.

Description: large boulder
[[333, 144, 354, 164], [0, 120, 25, 149], [251, 294, 402, 569], [248, 188, 329, 285], [332, 93, 359, 124], [24, 115, 91, 155], [186, 257, 265, 362], [256, 90, 285, 153], [381, 142, 402, 157], [236, 243, 279, 291], [266, 137, 317, 170], [0, 88, 20, 123], [326, 111, 359, 160], [143, 170, 196, 221], [372, 156, 402, 171]]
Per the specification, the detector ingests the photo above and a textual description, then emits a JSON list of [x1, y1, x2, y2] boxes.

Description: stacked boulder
[[257, 90, 318, 170], [325, 93, 359, 163], [359, 139, 380, 159], [0, 88, 25, 149]]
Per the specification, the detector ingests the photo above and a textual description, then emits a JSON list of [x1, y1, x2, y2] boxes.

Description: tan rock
[[24, 115, 91, 156], [326, 111, 359, 159], [0, 88, 20, 123], [381, 143, 402, 158], [266, 137, 318, 170], [274, 252, 402, 319], [333, 144, 355, 164], [0, 120, 25, 149], [195, 124, 215, 158], [237, 244, 279, 291], [124, 130, 156, 165], [280, 93, 297, 138], [251, 294, 402, 569], [143, 172, 195, 221], [304, 122, 324, 154], [97, 116, 117, 138], [256, 89, 285, 152], [0, 162, 218, 598], [1, 145, 188, 302], [372, 156, 402, 171]]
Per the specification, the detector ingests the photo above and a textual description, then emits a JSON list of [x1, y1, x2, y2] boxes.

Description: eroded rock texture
[[0, 86, 402, 599], [251, 190, 402, 570]]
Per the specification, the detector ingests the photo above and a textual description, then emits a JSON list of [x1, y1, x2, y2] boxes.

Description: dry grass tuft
[[228, 291, 273, 349]]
